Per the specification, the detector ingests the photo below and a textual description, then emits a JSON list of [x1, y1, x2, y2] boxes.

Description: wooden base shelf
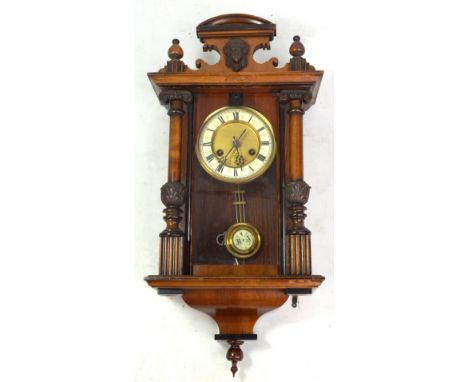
[[144, 275, 325, 290], [144, 274, 326, 371], [145, 275, 324, 379]]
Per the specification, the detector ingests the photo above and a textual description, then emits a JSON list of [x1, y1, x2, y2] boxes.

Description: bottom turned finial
[[226, 340, 244, 377]]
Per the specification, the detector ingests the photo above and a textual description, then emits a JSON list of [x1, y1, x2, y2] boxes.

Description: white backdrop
[[134, 2, 333, 381], [2, 1, 468, 382]]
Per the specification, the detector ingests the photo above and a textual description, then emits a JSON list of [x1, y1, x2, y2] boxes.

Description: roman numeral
[[202, 142, 211, 146], [261, 141, 270, 146], [234, 168, 238, 176], [218, 115, 225, 123], [233, 111, 239, 120], [257, 126, 266, 132], [248, 115, 253, 123], [206, 154, 214, 163], [206, 128, 215, 132], [249, 165, 254, 172], [257, 154, 266, 162], [216, 162, 225, 173]]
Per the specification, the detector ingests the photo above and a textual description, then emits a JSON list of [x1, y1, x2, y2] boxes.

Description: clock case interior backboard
[[190, 93, 282, 269]]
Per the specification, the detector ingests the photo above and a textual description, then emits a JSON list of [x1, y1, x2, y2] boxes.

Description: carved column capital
[[279, 90, 312, 115], [158, 89, 193, 106], [159, 90, 192, 117], [279, 89, 313, 105]]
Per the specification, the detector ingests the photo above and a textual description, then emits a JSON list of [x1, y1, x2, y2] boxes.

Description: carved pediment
[[155, 14, 318, 74]]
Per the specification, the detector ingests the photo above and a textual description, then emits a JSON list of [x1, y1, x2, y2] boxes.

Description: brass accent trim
[[195, 106, 276, 184], [224, 222, 261, 259]]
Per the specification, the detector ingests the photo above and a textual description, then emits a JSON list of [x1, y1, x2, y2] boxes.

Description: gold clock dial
[[224, 222, 261, 259], [196, 106, 276, 183]]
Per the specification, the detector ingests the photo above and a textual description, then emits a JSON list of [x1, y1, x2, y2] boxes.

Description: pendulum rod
[[232, 187, 246, 223]]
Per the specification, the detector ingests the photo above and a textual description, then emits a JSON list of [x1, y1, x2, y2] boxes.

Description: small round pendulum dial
[[223, 188, 261, 259], [196, 106, 276, 183]]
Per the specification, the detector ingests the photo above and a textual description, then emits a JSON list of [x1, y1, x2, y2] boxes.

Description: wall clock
[[144, 13, 325, 377]]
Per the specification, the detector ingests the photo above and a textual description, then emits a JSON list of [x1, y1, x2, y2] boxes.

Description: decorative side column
[[279, 35, 317, 276], [280, 87, 313, 276], [157, 87, 192, 275]]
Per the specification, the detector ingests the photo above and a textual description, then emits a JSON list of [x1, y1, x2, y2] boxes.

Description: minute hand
[[237, 129, 247, 140]]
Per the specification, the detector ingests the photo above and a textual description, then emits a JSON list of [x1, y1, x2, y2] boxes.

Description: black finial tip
[[293, 35, 300, 42], [172, 38, 179, 44]]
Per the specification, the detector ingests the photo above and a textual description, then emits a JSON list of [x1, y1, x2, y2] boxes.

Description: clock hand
[[219, 129, 247, 165], [234, 129, 248, 167], [238, 129, 247, 140], [232, 129, 247, 149], [222, 136, 241, 161], [234, 148, 245, 167]]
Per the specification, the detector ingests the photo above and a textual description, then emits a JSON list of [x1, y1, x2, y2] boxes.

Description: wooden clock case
[[144, 14, 325, 376]]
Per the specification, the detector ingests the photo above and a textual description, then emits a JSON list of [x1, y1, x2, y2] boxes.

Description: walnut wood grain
[[149, 71, 322, 91], [289, 99, 304, 180], [193, 264, 278, 276], [144, 275, 324, 289], [157, 91, 192, 273], [182, 289, 288, 332], [189, 92, 281, 269], [157, 93, 191, 183], [167, 99, 183, 182], [196, 14, 276, 41], [145, 14, 326, 377]]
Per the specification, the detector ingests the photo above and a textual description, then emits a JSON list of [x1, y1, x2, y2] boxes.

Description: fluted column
[[280, 90, 313, 275], [157, 89, 192, 275]]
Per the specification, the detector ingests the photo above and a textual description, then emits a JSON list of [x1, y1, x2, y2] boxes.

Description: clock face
[[224, 222, 261, 259], [196, 106, 276, 183], [233, 229, 254, 251]]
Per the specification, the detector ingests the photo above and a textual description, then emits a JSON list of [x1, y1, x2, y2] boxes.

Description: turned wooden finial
[[289, 35, 305, 57], [289, 35, 314, 71], [226, 340, 244, 377], [168, 38, 183, 60], [163, 39, 187, 73]]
